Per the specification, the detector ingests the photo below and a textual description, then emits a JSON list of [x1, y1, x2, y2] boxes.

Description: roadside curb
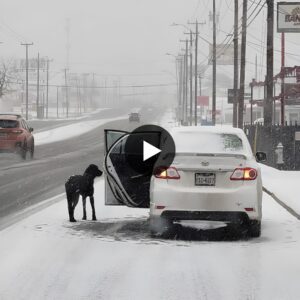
[[0, 193, 65, 231], [263, 186, 300, 220]]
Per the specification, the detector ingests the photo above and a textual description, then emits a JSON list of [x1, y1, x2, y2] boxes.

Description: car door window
[[105, 130, 127, 153]]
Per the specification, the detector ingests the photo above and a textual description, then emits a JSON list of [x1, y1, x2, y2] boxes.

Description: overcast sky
[[1, 0, 299, 94]]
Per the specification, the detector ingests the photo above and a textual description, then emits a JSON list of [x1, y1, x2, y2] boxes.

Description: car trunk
[[171, 153, 247, 189]]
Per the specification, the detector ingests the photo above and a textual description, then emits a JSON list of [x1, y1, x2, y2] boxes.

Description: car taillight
[[12, 130, 23, 134], [154, 166, 180, 179], [230, 168, 257, 181]]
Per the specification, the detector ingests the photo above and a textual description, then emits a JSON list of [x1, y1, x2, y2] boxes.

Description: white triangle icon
[[143, 141, 161, 162]]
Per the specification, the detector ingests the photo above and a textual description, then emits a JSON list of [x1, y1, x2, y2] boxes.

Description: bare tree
[[0, 59, 21, 98], [0, 63, 10, 98]]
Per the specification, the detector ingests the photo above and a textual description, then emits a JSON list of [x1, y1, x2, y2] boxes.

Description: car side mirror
[[29, 127, 34, 132], [255, 151, 266, 162]]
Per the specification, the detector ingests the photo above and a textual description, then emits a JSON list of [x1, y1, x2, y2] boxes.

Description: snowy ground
[[1, 178, 300, 300]]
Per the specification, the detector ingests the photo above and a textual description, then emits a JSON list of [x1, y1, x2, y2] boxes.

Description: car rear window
[[0, 120, 19, 128], [174, 132, 246, 154]]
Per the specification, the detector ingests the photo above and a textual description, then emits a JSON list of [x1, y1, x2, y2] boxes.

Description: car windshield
[[173, 132, 245, 155], [0, 120, 18, 128]]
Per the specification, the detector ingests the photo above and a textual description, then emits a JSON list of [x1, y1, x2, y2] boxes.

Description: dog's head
[[84, 164, 103, 177]]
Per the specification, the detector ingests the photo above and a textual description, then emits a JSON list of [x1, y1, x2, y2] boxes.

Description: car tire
[[248, 220, 261, 238], [20, 142, 27, 160], [29, 143, 34, 159]]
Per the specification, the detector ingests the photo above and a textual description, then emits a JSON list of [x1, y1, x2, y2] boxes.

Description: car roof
[[0, 114, 21, 120]]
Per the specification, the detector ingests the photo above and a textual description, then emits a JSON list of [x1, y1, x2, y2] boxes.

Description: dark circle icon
[[124, 124, 176, 175]]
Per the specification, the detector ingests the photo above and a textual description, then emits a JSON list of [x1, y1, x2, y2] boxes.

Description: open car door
[[104, 130, 161, 208], [104, 130, 128, 205]]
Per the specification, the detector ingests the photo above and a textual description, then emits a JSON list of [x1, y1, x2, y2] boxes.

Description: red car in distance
[[0, 114, 34, 159]]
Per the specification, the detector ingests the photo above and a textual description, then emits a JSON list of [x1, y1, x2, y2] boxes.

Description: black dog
[[65, 164, 103, 222]]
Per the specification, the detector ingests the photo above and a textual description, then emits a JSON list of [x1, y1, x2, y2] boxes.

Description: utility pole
[[46, 58, 53, 118], [255, 54, 258, 80], [281, 32, 285, 125], [184, 31, 193, 125], [180, 39, 189, 124], [194, 21, 198, 126], [238, 0, 248, 129], [264, 0, 274, 127], [188, 20, 206, 126], [182, 52, 186, 124], [185, 40, 188, 124], [212, 0, 217, 125], [36, 53, 40, 118], [104, 78, 107, 106], [179, 56, 184, 123], [189, 31, 193, 125], [56, 86, 59, 118], [64, 68, 69, 118], [91, 73, 96, 109], [21, 42, 33, 120], [233, 0, 239, 127]]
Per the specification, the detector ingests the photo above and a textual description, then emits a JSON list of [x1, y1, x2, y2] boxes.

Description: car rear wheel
[[19, 142, 28, 160], [29, 143, 34, 159], [248, 220, 261, 238]]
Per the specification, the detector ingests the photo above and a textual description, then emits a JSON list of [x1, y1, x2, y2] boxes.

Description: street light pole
[[21, 42, 33, 120], [194, 21, 198, 126], [238, 0, 248, 129], [212, 0, 217, 125], [45, 58, 53, 119], [36, 53, 40, 118], [233, 0, 239, 127], [189, 31, 193, 126]]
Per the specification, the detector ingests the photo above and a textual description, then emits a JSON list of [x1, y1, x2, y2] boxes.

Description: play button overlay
[[124, 124, 176, 174], [143, 141, 161, 161]]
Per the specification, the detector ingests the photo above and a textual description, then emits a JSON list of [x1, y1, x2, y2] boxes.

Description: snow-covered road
[[1, 178, 300, 300]]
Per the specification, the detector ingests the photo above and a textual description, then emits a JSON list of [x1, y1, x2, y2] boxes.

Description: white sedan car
[[104, 126, 265, 238]]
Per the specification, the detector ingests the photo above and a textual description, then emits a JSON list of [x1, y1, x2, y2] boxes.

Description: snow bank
[[260, 164, 300, 216], [34, 115, 128, 145]]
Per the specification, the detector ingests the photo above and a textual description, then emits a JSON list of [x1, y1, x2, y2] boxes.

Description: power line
[[7, 81, 177, 89]]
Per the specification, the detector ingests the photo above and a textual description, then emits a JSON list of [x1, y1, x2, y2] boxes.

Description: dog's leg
[[82, 196, 87, 220], [90, 196, 97, 221], [67, 193, 76, 222], [69, 193, 80, 222]]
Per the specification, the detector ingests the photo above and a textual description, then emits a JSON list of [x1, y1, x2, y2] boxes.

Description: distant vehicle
[[0, 114, 34, 159], [129, 112, 140, 122], [254, 118, 264, 125], [103, 126, 266, 238]]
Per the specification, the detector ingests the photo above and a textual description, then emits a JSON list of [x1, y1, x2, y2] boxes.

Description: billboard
[[208, 44, 237, 65], [277, 2, 300, 32]]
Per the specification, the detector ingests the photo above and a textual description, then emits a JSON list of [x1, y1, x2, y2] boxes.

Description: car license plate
[[195, 173, 216, 186]]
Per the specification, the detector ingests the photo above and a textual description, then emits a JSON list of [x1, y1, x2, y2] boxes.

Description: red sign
[[197, 96, 209, 106]]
